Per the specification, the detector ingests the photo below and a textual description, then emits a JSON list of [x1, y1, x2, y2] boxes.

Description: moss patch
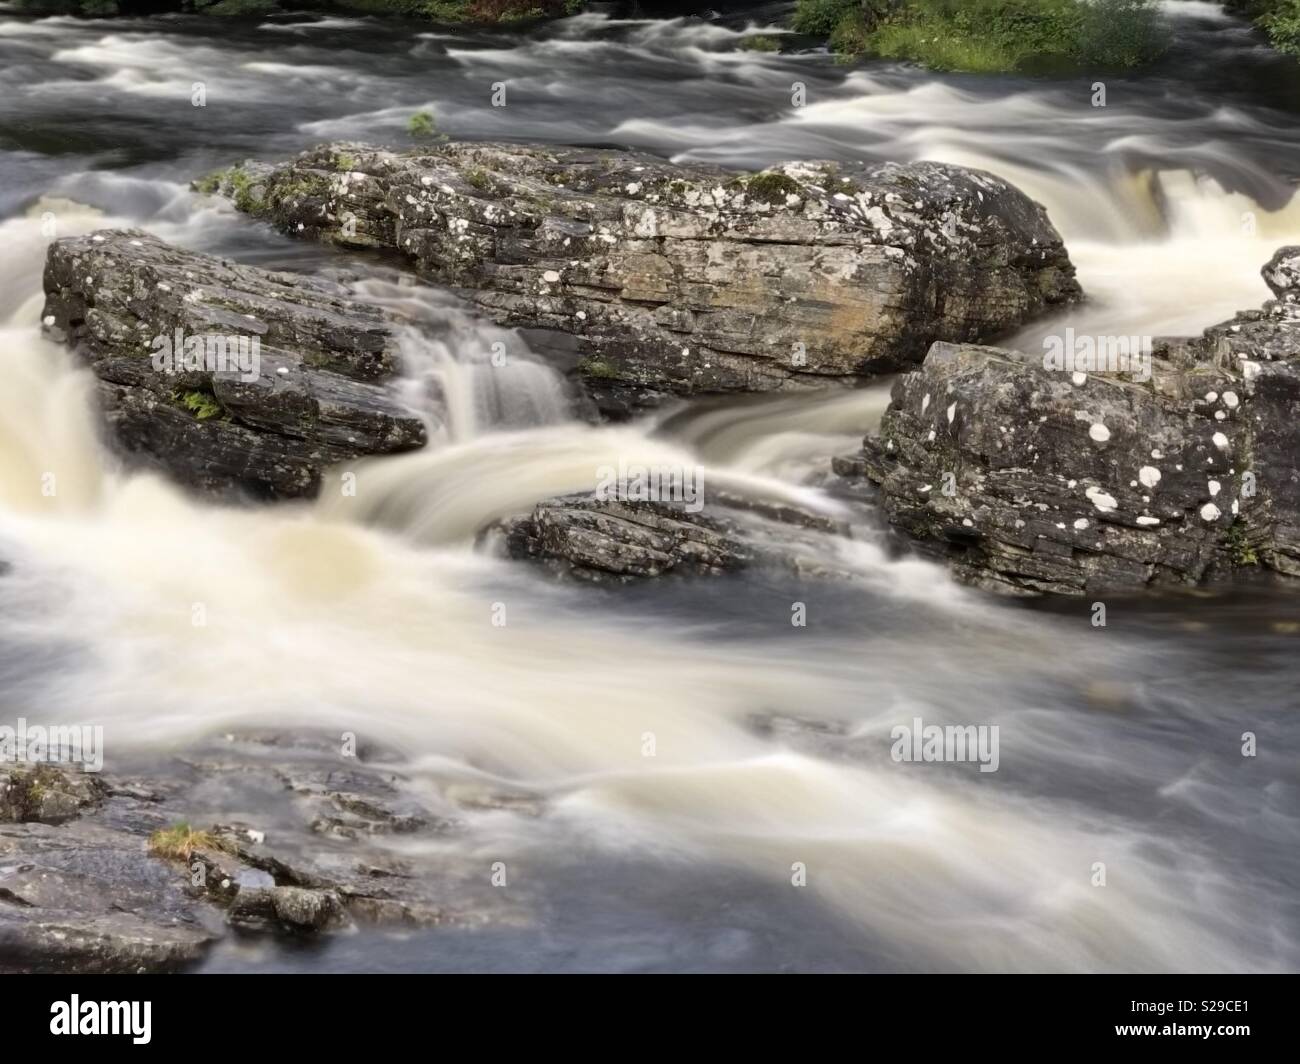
[[577, 356, 622, 379], [746, 172, 803, 206], [1226, 520, 1260, 566]]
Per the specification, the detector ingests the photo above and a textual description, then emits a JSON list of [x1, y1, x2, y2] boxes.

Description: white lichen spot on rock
[[1085, 486, 1118, 513], [1088, 423, 1110, 443], [1136, 515, 1160, 527], [1209, 480, 1221, 497], [1212, 432, 1230, 450], [946, 402, 956, 424], [921, 393, 931, 414], [1200, 503, 1221, 521], [1072, 372, 1086, 386], [1222, 391, 1239, 409], [1073, 518, 1089, 530], [542, 270, 561, 283], [1138, 466, 1161, 488]]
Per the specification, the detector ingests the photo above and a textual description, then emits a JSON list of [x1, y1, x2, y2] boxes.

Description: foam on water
[[0, 7, 1297, 970]]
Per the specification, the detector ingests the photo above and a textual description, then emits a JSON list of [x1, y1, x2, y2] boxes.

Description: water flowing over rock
[[40, 230, 427, 499], [493, 492, 852, 582], [210, 142, 1080, 417], [834, 248, 1300, 594]]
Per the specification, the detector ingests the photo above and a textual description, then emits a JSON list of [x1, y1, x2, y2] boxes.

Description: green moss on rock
[[746, 172, 803, 205]]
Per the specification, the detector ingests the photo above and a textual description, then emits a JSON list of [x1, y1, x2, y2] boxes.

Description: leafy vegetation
[[791, 0, 1169, 74], [179, 390, 224, 421], [738, 35, 782, 53], [1228, 0, 1300, 56], [407, 110, 439, 139]]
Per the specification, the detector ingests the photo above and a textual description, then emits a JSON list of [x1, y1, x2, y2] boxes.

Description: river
[[0, 0, 1296, 972]]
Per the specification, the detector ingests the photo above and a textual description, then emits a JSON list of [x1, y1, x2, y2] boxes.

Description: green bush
[[1077, 0, 1168, 67], [1259, 0, 1300, 54], [792, 0, 855, 35], [407, 111, 437, 139], [801, 0, 1168, 73]]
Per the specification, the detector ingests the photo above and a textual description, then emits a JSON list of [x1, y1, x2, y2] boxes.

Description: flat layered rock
[[0, 765, 218, 973], [493, 491, 853, 582], [210, 142, 1080, 416], [0, 740, 531, 973], [41, 230, 427, 499], [834, 247, 1300, 594]]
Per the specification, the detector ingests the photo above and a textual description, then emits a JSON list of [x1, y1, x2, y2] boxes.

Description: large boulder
[[210, 142, 1080, 416], [834, 248, 1300, 594], [41, 230, 427, 499]]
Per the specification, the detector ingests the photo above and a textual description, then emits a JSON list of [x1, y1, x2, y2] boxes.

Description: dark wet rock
[[835, 252, 1300, 594], [0, 764, 106, 825], [0, 742, 529, 972], [1263, 245, 1300, 301], [0, 773, 218, 974], [493, 491, 857, 582], [227, 884, 347, 934], [497, 495, 757, 581], [212, 141, 1079, 416], [41, 229, 427, 500]]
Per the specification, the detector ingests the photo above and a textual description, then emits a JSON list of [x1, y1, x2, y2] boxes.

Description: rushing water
[[0, 2, 1297, 972]]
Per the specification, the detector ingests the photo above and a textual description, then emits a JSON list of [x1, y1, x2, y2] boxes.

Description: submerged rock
[[41, 230, 427, 499], [834, 249, 1300, 594], [210, 142, 1079, 416]]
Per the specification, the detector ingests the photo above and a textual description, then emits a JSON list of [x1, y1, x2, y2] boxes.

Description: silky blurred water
[[0, 2, 1296, 972]]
